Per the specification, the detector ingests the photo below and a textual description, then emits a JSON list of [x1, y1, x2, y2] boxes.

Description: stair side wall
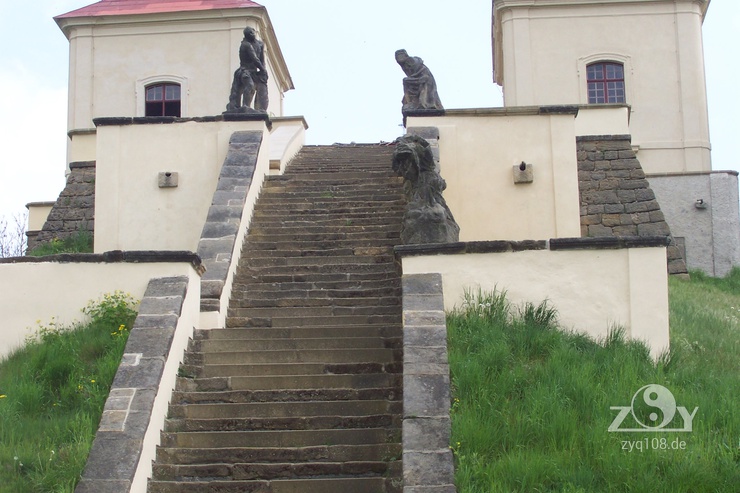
[[577, 135, 688, 275]]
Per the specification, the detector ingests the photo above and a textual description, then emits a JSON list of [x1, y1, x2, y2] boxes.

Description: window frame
[[144, 83, 182, 117], [586, 62, 626, 104], [577, 54, 632, 106], [135, 75, 189, 117]]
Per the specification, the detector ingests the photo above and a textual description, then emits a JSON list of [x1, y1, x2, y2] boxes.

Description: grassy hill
[[448, 271, 740, 492]]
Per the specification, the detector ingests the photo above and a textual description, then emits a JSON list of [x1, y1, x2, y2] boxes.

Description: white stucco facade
[[56, 5, 293, 165], [493, 0, 711, 174]]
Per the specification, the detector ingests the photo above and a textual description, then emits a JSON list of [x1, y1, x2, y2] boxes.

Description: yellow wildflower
[[0, 395, 7, 399]]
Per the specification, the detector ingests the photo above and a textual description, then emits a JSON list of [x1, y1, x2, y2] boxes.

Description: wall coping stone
[[395, 237, 668, 258], [68, 127, 97, 138], [69, 161, 96, 169], [270, 115, 309, 129], [0, 250, 204, 274], [395, 240, 547, 258], [576, 134, 632, 142], [647, 170, 740, 178], [549, 236, 670, 250], [25, 201, 57, 208], [94, 113, 272, 130], [405, 105, 579, 119]]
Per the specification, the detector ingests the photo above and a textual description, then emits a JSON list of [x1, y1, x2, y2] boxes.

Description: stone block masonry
[[402, 273, 456, 493], [76, 276, 190, 493], [197, 131, 262, 313], [577, 135, 688, 276], [31, 162, 95, 251]]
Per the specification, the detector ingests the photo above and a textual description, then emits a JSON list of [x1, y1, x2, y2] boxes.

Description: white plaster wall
[[0, 262, 201, 360], [401, 247, 670, 358], [407, 110, 581, 242], [494, 0, 711, 174], [268, 117, 307, 174], [67, 131, 97, 165], [649, 172, 740, 276], [94, 120, 267, 253], [575, 106, 630, 137], [26, 203, 54, 231]]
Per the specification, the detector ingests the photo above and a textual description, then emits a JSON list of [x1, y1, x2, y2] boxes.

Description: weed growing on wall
[[0, 292, 138, 492], [26, 229, 93, 257]]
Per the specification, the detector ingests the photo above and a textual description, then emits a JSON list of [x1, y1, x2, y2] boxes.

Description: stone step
[[238, 255, 395, 267], [229, 297, 400, 309], [179, 373, 401, 392], [230, 278, 400, 293], [152, 460, 400, 482], [184, 348, 399, 365], [171, 387, 400, 405], [149, 476, 398, 493], [266, 171, 397, 181], [241, 239, 400, 252], [168, 399, 402, 419], [252, 210, 403, 220], [247, 225, 400, 237], [236, 264, 399, 279], [161, 428, 398, 449], [191, 336, 399, 352], [250, 200, 405, 211], [249, 217, 398, 228], [154, 443, 401, 466], [230, 286, 400, 300], [225, 314, 401, 328], [259, 186, 402, 197], [163, 413, 399, 432], [180, 361, 401, 378], [196, 325, 401, 341]]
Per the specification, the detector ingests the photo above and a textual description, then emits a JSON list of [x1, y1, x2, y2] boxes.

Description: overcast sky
[[0, 0, 738, 221]]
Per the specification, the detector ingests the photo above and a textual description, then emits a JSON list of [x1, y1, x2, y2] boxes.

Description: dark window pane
[[164, 101, 181, 117]]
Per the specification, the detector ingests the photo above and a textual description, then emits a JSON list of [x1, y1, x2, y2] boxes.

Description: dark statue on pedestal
[[226, 27, 269, 113], [395, 49, 443, 113], [392, 135, 459, 244]]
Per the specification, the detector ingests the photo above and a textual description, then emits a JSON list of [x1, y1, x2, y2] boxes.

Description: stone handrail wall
[[401, 273, 456, 493], [76, 275, 199, 493], [197, 130, 263, 317]]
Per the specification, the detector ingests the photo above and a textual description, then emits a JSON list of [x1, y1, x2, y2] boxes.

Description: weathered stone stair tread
[[149, 476, 395, 493], [155, 443, 401, 465], [224, 315, 401, 328], [193, 337, 398, 351], [151, 144, 403, 491], [168, 400, 402, 419], [186, 348, 398, 365], [164, 414, 398, 432], [153, 460, 397, 480], [196, 326, 400, 341], [183, 373, 401, 391], [182, 361, 400, 377]]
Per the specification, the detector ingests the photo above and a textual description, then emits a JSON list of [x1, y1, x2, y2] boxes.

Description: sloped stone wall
[[577, 136, 688, 275], [31, 162, 95, 251]]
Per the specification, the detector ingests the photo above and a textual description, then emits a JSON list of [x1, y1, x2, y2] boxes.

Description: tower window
[[145, 83, 181, 117], [587, 62, 625, 104]]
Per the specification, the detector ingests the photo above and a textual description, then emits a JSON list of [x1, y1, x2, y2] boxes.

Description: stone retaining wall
[[31, 162, 95, 251], [577, 135, 688, 275]]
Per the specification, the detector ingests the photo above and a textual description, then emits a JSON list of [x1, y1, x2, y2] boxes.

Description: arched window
[[586, 62, 625, 104], [145, 83, 181, 117]]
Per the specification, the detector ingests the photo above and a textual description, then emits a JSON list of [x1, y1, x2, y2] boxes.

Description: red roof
[[55, 0, 262, 19]]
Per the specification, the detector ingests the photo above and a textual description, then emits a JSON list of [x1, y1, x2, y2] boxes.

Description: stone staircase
[[148, 144, 406, 492]]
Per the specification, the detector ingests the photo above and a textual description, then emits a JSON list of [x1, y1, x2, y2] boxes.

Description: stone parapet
[[401, 273, 456, 492], [576, 135, 688, 275], [31, 161, 96, 252], [197, 131, 262, 313], [75, 276, 193, 493]]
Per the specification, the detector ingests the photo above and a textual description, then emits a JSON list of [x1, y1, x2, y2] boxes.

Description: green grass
[[0, 292, 137, 492], [448, 272, 740, 493], [27, 230, 93, 257]]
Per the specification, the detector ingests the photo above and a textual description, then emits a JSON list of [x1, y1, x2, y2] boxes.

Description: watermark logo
[[609, 384, 698, 433]]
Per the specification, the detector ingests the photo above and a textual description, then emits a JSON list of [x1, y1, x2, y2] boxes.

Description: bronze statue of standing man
[[227, 26, 269, 112]]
